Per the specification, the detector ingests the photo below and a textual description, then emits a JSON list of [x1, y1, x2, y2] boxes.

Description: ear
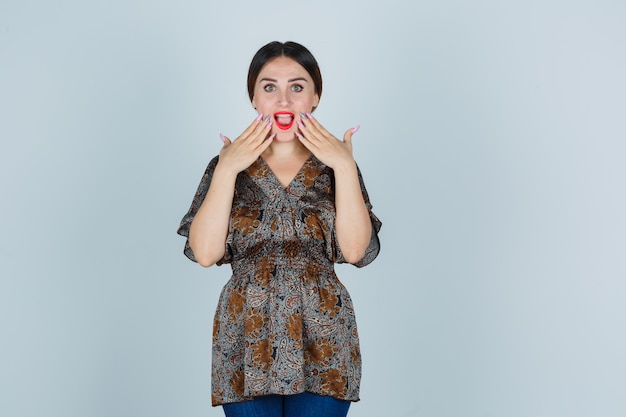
[[313, 94, 319, 108]]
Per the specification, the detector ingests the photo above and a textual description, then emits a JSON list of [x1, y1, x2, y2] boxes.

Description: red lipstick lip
[[273, 111, 295, 131]]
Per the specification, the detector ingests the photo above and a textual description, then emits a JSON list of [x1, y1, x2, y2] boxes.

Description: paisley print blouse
[[177, 154, 381, 406]]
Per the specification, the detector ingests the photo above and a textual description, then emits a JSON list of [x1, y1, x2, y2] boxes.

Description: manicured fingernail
[[351, 125, 360, 134], [263, 114, 271, 122], [256, 113, 263, 121], [295, 132, 303, 139], [299, 112, 307, 119], [265, 120, 273, 129], [219, 133, 226, 142], [297, 120, 304, 129], [267, 133, 275, 141], [306, 112, 313, 119]]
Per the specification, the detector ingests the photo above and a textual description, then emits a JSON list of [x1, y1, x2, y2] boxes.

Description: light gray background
[[1, 1, 625, 416]]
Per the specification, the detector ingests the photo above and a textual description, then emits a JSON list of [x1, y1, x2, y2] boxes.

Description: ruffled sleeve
[[176, 156, 233, 265], [332, 164, 382, 268]]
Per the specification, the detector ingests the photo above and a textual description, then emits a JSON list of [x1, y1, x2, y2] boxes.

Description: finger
[[256, 133, 275, 153], [303, 112, 331, 136], [297, 122, 323, 146], [300, 113, 325, 137], [249, 115, 273, 142], [236, 113, 267, 142], [244, 134, 273, 163], [296, 131, 319, 153], [302, 114, 339, 147], [298, 116, 325, 140], [342, 125, 359, 145], [220, 133, 232, 147]]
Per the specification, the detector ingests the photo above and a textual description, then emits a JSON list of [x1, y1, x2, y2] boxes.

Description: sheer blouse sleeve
[[176, 156, 233, 265], [332, 164, 382, 268]]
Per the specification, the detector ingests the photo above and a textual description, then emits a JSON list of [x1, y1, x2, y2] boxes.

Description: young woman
[[177, 41, 381, 417]]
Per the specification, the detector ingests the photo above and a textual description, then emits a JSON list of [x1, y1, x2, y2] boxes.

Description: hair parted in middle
[[247, 41, 323, 111]]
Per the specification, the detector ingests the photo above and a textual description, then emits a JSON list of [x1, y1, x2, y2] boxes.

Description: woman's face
[[252, 56, 319, 142]]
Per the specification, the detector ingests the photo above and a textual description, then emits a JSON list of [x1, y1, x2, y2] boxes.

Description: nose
[[277, 90, 290, 106]]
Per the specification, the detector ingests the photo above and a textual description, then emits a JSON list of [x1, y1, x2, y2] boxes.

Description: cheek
[[306, 96, 317, 108], [293, 94, 316, 109], [253, 97, 271, 112]]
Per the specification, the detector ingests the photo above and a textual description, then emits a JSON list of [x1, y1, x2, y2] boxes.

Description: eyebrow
[[259, 77, 309, 83]]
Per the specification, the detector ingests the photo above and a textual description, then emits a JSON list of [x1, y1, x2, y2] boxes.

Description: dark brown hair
[[247, 41, 323, 111]]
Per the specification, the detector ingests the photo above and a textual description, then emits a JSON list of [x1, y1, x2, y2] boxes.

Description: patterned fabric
[[177, 154, 381, 406]]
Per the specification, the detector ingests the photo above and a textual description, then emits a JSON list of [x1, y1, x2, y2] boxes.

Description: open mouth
[[273, 111, 295, 130]]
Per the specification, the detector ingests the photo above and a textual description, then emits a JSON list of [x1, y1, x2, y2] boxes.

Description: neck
[[264, 140, 309, 160]]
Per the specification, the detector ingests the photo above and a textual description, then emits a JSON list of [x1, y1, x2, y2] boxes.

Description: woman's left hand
[[296, 113, 359, 170]]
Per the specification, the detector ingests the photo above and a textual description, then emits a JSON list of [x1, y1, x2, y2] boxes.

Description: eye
[[263, 84, 276, 92], [291, 84, 303, 92]]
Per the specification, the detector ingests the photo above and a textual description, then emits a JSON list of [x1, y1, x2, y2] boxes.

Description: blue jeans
[[222, 392, 351, 417]]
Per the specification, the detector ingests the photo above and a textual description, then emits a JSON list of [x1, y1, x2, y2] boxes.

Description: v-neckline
[[260, 153, 314, 191]]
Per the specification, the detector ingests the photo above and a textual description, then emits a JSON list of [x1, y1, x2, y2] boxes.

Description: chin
[[270, 125, 295, 141], [273, 131, 297, 143]]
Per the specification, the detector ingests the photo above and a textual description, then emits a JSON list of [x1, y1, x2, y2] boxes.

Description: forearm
[[188, 163, 238, 267], [334, 161, 372, 263]]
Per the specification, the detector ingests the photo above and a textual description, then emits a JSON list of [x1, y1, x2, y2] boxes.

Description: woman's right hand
[[217, 114, 274, 174]]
